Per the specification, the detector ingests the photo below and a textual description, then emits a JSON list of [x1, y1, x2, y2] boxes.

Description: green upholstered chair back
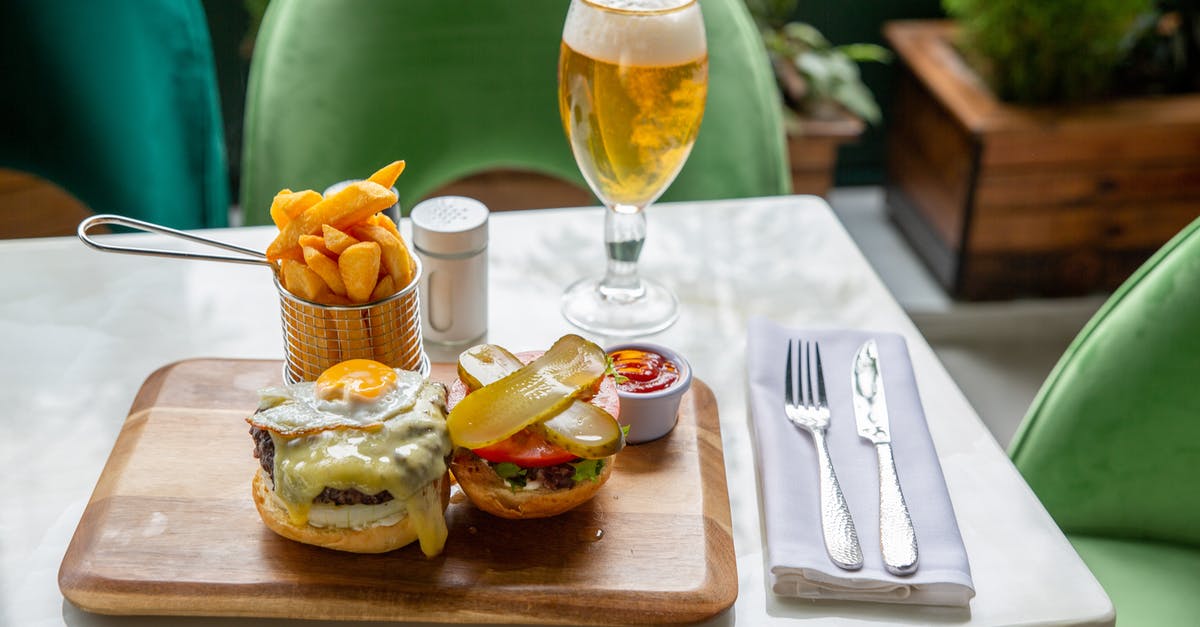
[[240, 0, 788, 224], [1010, 216, 1200, 548], [0, 1, 229, 230]]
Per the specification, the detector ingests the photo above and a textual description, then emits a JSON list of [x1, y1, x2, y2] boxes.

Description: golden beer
[[558, 1, 708, 209], [557, 0, 706, 336]]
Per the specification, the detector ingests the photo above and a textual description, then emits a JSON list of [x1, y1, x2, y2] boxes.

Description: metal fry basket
[[274, 256, 429, 383], [77, 214, 430, 383]]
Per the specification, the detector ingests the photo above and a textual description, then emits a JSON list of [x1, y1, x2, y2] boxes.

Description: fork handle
[[812, 429, 863, 570], [876, 442, 918, 575]]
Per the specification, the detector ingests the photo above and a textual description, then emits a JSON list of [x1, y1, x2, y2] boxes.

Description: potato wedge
[[268, 188, 293, 229], [274, 246, 305, 264], [298, 234, 332, 258], [322, 224, 360, 255], [339, 241, 381, 303], [269, 189, 322, 229], [367, 160, 406, 190], [266, 181, 397, 261], [372, 212, 402, 240], [351, 224, 413, 289], [280, 258, 330, 303], [303, 245, 347, 297], [370, 274, 396, 302], [323, 293, 352, 306]]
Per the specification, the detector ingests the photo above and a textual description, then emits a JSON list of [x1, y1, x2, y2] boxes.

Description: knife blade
[[852, 339, 919, 575]]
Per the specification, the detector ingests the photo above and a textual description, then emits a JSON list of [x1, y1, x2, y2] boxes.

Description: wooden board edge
[[129, 358, 260, 409], [688, 378, 740, 621], [56, 586, 735, 626]]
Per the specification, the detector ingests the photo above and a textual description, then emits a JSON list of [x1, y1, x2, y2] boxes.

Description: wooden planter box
[[884, 20, 1200, 300], [786, 112, 863, 197]]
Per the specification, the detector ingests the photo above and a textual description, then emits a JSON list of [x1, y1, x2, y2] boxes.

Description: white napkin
[[747, 317, 974, 607]]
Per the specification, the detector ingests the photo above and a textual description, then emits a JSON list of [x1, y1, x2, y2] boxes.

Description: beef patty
[[251, 426, 394, 505]]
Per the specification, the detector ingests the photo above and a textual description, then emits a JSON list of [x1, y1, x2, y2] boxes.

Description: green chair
[[240, 0, 788, 223], [1010, 216, 1200, 626], [0, 0, 229, 229]]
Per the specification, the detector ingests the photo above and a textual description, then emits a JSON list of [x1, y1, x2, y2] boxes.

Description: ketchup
[[609, 348, 679, 393]]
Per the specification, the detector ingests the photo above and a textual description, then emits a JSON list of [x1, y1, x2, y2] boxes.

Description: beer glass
[[558, 0, 708, 336]]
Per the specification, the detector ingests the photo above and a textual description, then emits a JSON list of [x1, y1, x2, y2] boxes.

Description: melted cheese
[[269, 381, 451, 544], [407, 481, 449, 558]]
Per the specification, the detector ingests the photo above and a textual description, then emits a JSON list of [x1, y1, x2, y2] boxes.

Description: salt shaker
[[410, 196, 489, 345]]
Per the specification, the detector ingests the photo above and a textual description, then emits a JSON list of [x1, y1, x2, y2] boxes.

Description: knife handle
[[876, 442, 918, 575], [811, 428, 863, 570]]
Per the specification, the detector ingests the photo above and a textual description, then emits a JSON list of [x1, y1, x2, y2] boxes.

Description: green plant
[[744, 0, 891, 125], [943, 0, 1153, 103]]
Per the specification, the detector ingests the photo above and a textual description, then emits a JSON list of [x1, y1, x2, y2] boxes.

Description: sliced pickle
[[447, 334, 610, 449], [530, 402, 625, 458], [455, 339, 624, 457], [457, 343, 524, 390]]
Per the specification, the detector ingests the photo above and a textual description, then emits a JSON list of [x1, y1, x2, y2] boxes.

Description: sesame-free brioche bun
[[449, 448, 613, 520], [252, 468, 450, 554]]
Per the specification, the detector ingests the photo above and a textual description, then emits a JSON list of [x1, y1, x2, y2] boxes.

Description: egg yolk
[[316, 359, 398, 403]]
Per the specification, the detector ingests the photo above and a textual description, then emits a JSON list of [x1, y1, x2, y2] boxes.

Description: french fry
[[280, 259, 330, 303], [268, 188, 293, 229], [298, 234, 332, 258], [302, 245, 347, 297], [370, 274, 396, 302], [322, 224, 360, 255], [267, 160, 413, 309], [269, 189, 322, 229], [372, 212, 402, 240], [266, 181, 397, 262], [367, 160, 406, 190], [323, 293, 352, 306], [351, 224, 413, 289], [339, 241, 381, 303], [274, 246, 306, 264]]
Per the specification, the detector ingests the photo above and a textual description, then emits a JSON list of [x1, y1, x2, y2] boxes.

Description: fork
[[784, 339, 864, 571]]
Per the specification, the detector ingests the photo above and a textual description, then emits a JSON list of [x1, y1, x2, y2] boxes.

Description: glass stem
[[599, 204, 646, 303]]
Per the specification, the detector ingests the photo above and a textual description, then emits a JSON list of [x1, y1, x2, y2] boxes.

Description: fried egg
[[250, 359, 426, 435]]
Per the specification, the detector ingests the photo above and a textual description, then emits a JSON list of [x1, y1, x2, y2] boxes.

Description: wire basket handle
[[78, 214, 272, 267]]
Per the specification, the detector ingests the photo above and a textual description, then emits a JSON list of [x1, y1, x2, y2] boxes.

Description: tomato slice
[[472, 427, 577, 467]]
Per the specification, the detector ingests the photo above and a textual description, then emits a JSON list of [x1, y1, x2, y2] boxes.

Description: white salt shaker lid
[[410, 196, 489, 256]]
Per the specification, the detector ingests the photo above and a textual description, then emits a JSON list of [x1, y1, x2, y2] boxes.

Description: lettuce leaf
[[570, 458, 605, 483], [493, 462, 527, 488]]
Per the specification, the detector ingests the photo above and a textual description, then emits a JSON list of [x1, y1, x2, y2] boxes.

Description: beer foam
[[563, 0, 707, 66], [587, 0, 692, 9]]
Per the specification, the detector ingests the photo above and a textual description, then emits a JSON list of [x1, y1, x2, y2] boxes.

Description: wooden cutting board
[[58, 359, 737, 625]]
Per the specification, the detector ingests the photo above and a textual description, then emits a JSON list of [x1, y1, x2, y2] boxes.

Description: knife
[[851, 339, 919, 576]]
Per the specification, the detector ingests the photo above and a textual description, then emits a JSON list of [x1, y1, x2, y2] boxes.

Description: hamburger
[[446, 335, 625, 519], [248, 359, 452, 556]]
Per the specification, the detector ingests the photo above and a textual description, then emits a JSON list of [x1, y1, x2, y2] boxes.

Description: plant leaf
[[783, 22, 829, 49], [831, 81, 882, 124], [836, 43, 893, 64]]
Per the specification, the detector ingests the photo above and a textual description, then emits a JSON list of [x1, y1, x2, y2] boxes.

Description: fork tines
[[785, 340, 797, 407], [785, 339, 829, 423]]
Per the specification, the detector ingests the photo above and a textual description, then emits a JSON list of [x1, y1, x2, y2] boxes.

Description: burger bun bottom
[[449, 448, 613, 519], [252, 468, 450, 554]]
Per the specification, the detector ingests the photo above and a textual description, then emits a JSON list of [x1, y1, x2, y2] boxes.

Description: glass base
[[561, 277, 679, 337]]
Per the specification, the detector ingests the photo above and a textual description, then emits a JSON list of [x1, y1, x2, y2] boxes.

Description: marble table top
[[0, 196, 1112, 626]]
